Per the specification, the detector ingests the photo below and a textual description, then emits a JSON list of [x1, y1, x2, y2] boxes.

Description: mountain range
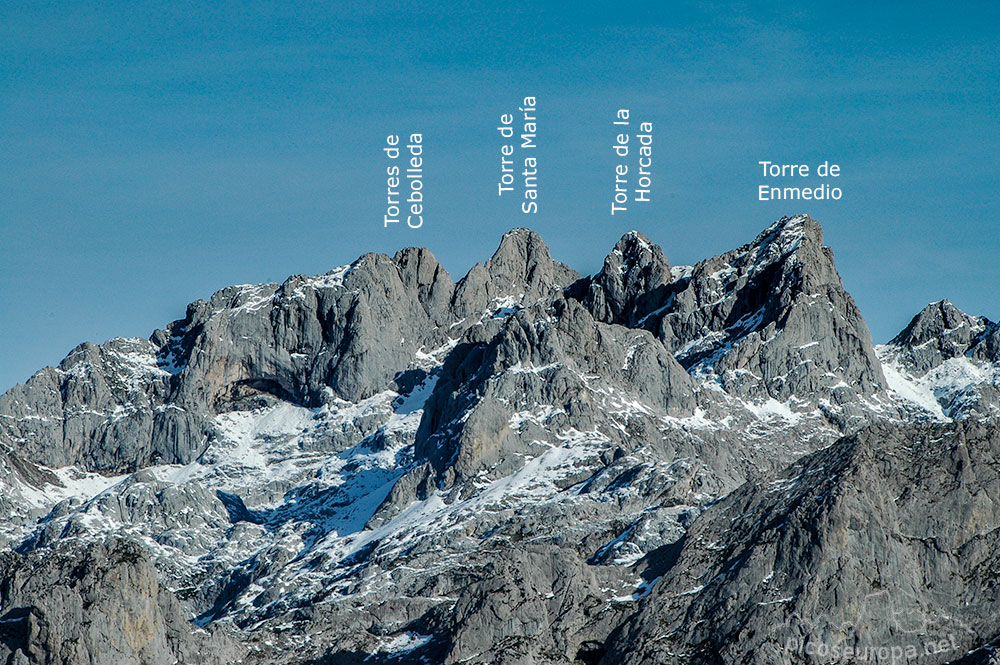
[[1, 215, 998, 665]]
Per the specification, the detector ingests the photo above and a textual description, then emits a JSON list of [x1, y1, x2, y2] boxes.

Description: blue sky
[[1, 1, 998, 391]]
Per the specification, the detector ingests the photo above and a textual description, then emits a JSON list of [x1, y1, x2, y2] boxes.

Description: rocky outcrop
[[581, 230, 672, 327], [452, 228, 579, 318], [393, 246, 456, 325], [0, 338, 174, 471], [889, 300, 999, 369], [0, 538, 241, 665], [0, 217, 883, 474], [661, 216, 885, 402], [160, 251, 455, 410], [413, 295, 697, 491]]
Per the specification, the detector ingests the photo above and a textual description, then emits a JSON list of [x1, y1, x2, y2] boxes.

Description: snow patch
[[374, 631, 433, 656], [311, 264, 353, 289], [744, 398, 800, 424]]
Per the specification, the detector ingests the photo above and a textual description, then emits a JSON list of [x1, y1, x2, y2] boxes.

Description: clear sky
[[2, 1, 998, 392]]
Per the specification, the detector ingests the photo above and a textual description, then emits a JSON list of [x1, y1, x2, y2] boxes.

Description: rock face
[[0, 338, 174, 471], [452, 228, 579, 318], [0, 228, 578, 476], [603, 420, 1000, 665], [581, 230, 673, 327], [646, 216, 886, 404], [0, 538, 241, 665], [413, 297, 697, 491], [0, 216, 998, 665]]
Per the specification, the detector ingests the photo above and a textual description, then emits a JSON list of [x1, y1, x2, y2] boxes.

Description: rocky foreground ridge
[[1, 215, 999, 664]]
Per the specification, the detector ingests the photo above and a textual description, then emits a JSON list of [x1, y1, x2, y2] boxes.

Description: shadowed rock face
[[1, 216, 997, 665], [412, 296, 697, 490], [575, 216, 887, 406], [582, 230, 673, 328], [656, 216, 885, 402]]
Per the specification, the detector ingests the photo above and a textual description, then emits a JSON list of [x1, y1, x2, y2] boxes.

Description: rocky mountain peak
[[877, 300, 1000, 420], [582, 230, 672, 327], [615, 230, 661, 262], [485, 227, 579, 296], [751, 213, 823, 252], [620, 215, 887, 406], [889, 299, 988, 354], [886, 299, 1000, 369], [451, 228, 579, 317], [392, 246, 456, 324]]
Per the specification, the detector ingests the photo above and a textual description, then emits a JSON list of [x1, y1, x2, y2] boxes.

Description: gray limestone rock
[[452, 228, 579, 319], [603, 420, 1000, 665], [889, 299, 999, 373], [0, 538, 241, 665], [0, 338, 174, 472], [412, 295, 696, 491], [595, 216, 887, 407], [582, 230, 673, 327]]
